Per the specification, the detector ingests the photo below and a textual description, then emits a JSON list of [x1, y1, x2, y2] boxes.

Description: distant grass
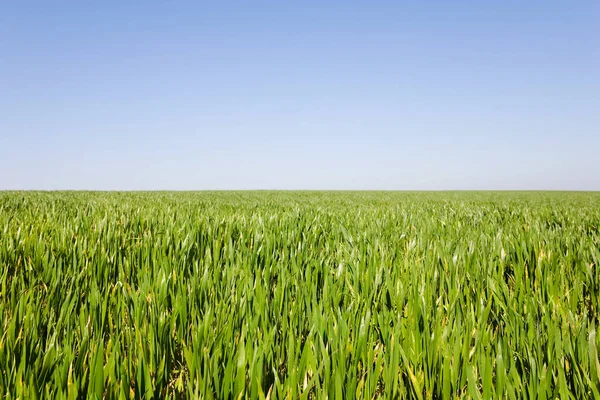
[[0, 191, 599, 398]]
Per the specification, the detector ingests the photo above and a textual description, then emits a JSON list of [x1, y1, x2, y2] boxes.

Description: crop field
[[0, 191, 599, 398]]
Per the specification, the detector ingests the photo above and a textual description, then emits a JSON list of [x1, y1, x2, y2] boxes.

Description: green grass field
[[1, 192, 599, 398]]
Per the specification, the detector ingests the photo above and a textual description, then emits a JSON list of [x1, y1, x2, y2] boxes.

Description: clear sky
[[1, 1, 598, 190]]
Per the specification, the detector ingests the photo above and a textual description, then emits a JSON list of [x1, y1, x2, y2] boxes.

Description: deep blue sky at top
[[1, 1, 598, 190]]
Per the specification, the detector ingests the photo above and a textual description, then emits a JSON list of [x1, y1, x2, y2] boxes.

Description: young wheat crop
[[0, 191, 599, 398]]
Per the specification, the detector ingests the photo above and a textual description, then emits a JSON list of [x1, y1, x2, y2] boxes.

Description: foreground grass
[[0, 191, 599, 398]]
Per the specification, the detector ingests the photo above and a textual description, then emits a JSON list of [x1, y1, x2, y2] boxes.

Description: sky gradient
[[1, 1, 599, 190]]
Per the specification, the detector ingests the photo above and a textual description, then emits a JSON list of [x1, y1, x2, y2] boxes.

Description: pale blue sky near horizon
[[1, 1, 599, 190]]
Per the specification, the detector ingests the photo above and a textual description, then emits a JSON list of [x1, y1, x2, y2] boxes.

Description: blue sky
[[1, 1, 598, 190]]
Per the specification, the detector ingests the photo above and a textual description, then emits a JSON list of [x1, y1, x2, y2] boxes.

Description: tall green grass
[[0, 191, 599, 398]]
